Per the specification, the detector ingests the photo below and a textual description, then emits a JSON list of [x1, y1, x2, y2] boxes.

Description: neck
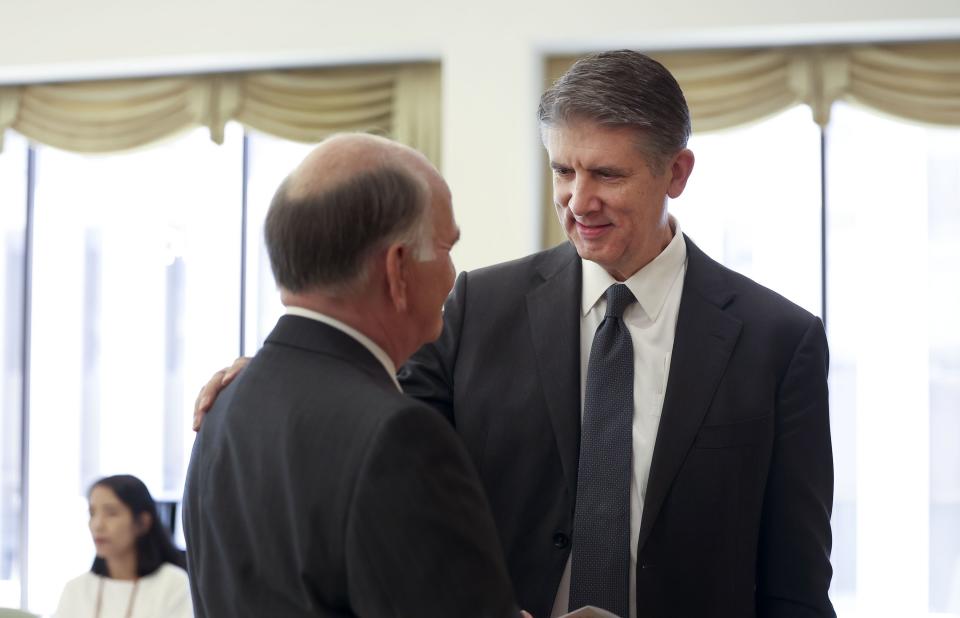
[[607, 215, 676, 281], [105, 552, 138, 581], [281, 290, 409, 368]]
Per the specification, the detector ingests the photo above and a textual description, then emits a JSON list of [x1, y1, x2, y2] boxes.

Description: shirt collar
[[284, 306, 401, 392], [581, 216, 687, 322]]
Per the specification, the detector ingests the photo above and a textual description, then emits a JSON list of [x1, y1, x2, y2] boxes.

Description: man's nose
[[567, 177, 599, 216]]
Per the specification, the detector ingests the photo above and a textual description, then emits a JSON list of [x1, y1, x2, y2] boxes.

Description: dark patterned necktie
[[570, 283, 637, 617]]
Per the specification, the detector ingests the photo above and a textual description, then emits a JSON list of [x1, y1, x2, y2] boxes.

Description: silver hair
[[538, 50, 691, 174]]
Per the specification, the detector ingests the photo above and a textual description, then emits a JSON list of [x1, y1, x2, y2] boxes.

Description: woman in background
[[54, 474, 192, 618]]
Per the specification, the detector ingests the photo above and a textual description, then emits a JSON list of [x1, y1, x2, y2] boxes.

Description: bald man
[[182, 135, 521, 618]]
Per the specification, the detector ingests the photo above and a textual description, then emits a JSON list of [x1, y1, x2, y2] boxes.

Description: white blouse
[[54, 563, 193, 618]]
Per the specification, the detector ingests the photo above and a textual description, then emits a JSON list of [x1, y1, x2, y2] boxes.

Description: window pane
[[673, 105, 823, 317], [26, 126, 243, 613], [826, 101, 960, 616], [0, 131, 28, 608], [243, 132, 315, 354]]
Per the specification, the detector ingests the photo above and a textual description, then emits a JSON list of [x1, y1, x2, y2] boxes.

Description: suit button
[[553, 532, 570, 549]]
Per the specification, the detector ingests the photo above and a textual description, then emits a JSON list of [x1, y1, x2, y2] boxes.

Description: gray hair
[[264, 164, 432, 296], [538, 49, 691, 173]]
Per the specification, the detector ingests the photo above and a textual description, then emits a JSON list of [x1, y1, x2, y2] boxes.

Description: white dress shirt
[[551, 218, 688, 618], [285, 306, 402, 392]]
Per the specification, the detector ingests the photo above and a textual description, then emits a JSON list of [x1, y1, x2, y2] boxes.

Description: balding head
[[286, 133, 435, 202], [264, 133, 441, 296]]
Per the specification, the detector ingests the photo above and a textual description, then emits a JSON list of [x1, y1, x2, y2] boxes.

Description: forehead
[[89, 485, 122, 505], [544, 122, 645, 164], [430, 187, 458, 238]]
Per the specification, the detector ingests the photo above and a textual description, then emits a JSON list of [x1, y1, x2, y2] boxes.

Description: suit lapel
[[637, 236, 742, 553], [526, 243, 583, 503]]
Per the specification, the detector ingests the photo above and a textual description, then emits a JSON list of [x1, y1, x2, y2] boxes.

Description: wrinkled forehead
[[544, 120, 646, 150]]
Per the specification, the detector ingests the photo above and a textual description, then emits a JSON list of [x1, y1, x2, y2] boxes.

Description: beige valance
[[0, 63, 442, 167], [546, 41, 960, 133], [541, 41, 960, 247]]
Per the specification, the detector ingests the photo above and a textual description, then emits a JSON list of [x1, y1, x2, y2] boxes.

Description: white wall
[[3, 0, 960, 270]]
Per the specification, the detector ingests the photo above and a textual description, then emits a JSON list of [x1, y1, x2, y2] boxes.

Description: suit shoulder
[[724, 266, 811, 315], [372, 398, 462, 447], [688, 242, 817, 327], [458, 242, 576, 296], [467, 243, 573, 281]]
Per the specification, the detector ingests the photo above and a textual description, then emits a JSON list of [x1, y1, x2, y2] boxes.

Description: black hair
[[89, 474, 186, 577]]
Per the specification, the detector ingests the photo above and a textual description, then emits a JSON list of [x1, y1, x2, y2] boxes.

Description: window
[[0, 131, 28, 608], [26, 126, 244, 612], [0, 100, 957, 615], [826, 102, 960, 615], [673, 105, 823, 318], [242, 132, 314, 354], [673, 103, 960, 616]]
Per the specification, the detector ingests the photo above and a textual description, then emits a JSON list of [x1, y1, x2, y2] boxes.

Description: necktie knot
[[604, 283, 636, 318]]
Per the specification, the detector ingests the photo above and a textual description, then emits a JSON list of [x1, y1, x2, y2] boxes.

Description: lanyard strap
[[93, 576, 139, 618]]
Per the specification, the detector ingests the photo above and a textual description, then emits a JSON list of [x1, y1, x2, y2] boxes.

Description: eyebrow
[[549, 161, 630, 177], [590, 165, 629, 176]]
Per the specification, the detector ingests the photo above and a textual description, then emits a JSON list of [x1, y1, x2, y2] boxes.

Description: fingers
[[520, 611, 534, 618], [221, 356, 251, 388], [193, 370, 226, 432], [192, 357, 254, 432]]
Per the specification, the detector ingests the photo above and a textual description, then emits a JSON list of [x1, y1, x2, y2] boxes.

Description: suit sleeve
[[344, 403, 519, 618], [757, 316, 837, 618], [397, 271, 469, 424]]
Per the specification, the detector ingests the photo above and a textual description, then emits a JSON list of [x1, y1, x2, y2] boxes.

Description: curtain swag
[[540, 41, 960, 248], [1, 43, 956, 159], [0, 63, 442, 167], [547, 42, 960, 132]]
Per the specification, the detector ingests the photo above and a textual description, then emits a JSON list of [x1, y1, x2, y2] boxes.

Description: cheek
[[552, 176, 567, 197], [119, 525, 138, 546]]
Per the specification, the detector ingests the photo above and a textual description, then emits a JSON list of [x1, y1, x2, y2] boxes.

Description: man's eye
[[553, 168, 572, 177]]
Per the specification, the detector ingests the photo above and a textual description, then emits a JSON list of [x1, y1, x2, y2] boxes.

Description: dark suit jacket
[[184, 315, 519, 617], [399, 236, 836, 618]]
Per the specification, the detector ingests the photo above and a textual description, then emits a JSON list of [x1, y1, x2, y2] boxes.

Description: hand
[[521, 612, 534, 618], [192, 356, 251, 431]]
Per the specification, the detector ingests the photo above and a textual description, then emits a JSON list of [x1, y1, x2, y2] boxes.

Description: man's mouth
[[574, 221, 612, 239]]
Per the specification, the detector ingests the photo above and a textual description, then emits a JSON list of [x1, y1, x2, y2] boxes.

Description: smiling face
[[88, 485, 145, 563], [546, 120, 694, 281]]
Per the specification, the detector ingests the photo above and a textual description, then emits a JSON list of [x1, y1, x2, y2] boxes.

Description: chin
[[571, 241, 605, 263]]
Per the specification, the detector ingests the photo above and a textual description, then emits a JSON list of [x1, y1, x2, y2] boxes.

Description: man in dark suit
[[399, 50, 834, 618], [183, 134, 521, 617], [197, 51, 835, 618]]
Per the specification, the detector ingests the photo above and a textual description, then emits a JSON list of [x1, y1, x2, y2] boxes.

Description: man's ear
[[384, 243, 409, 312], [666, 148, 695, 199]]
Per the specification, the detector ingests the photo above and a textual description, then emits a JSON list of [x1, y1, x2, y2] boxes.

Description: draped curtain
[[0, 62, 442, 167], [1, 42, 958, 243], [542, 41, 960, 246]]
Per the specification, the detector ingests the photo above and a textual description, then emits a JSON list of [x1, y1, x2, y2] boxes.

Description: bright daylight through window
[[0, 101, 957, 615]]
